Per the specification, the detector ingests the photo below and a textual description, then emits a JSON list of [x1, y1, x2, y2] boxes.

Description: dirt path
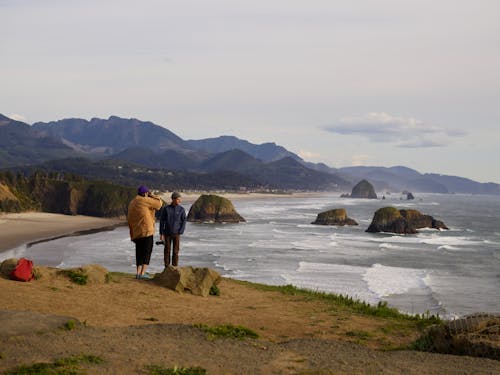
[[0, 272, 498, 374]]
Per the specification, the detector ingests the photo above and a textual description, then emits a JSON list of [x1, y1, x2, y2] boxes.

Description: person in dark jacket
[[159, 192, 186, 267]]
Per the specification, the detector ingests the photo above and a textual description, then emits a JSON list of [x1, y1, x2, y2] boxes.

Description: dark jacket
[[159, 204, 186, 235]]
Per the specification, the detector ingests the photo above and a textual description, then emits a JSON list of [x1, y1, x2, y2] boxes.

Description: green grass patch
[[62, 320, 77, 331], [194, 323, 259, 340], [146, 365, 206, 375], [61, 270, 88, 285], [233, 280, 441, 327], [345, 330, 372, 340], [209, 284, 220, 296], [3, 354, 104, 375]]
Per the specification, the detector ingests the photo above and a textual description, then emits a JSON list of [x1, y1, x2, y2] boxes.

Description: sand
[[0, 212, 125, 252]]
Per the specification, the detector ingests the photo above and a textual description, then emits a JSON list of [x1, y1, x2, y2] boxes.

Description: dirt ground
[[0, 270, 498, 374]]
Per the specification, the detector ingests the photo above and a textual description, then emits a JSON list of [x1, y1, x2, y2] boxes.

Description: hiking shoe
[[140, 274, 152, 280]]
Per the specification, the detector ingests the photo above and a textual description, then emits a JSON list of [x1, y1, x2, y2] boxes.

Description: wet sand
[[0, 212, 126, 252]]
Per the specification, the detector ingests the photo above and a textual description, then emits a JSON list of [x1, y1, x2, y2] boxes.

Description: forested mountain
[[186, 135, 300, 162], [0, 114, 79, 167], [1, 113, 499, 194]]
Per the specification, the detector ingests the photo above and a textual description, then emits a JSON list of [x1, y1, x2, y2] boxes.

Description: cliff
[[0, 171, 135, 217]]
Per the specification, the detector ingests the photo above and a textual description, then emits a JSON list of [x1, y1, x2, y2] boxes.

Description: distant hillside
[[111, 147, 200, 171], [33, 116, 187, 154], [8, 158, 264, 192], [186, 135, 300, 162], [338, 166, 500, 195], [2, 113, 499, 194], [0, 114, 78, 167]]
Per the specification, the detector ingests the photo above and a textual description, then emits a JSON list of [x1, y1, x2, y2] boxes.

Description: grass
[[209, 284, 220, 296], [62, 320, 77, 331], [61, 270, 88, 285], [194, 323, 259, 340], [2, 354, 104, 375], [146, 365, 206, 375], [234, 281, 441, 327]]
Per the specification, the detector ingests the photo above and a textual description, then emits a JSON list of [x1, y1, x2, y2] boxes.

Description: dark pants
[[164, 234, 180, 266], [134, 235, 153, 266]]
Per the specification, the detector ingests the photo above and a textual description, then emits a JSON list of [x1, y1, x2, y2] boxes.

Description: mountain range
[[1, 113, 499, 195]]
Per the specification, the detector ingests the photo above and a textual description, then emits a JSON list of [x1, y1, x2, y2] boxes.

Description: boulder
[[419, 313, 500, 361], [187, 194, 245, 223], [311, 208, 358, 226], [0, 258, 18, 278], [153, 266, 221, 297], [366, 207, 449, 234], [349, 180, 377, 199]]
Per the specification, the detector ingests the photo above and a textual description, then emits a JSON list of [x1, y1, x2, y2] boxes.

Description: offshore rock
[[311, 208, 358, 226], [366, 207, 449, 234], [153, 266, 221, 297], [187, 194, 245, 223], [349, 180, 377, 199]]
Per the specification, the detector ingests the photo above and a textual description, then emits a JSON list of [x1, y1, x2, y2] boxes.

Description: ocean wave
[[369, 235, 421, 244], [437, 245, 460, 251], [363, 264, 430, 297], [420, 236, 482, 247], [378, 243, 402, 249]]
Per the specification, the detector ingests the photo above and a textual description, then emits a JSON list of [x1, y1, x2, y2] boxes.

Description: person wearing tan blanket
[[127, 185, 162, 279]]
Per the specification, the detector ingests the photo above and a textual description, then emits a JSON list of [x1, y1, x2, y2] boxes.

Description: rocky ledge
[[311, 208, 358, 226], [366, 207, 448, 234], [187, 194, 245, 223]]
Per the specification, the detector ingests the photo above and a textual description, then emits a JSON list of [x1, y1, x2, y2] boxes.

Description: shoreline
[[0, 192, 331, 253], [0, 212, 126, 253]]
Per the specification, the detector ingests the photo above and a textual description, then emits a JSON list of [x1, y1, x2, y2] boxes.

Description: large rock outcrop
[[187, 194, 245, 223], [366, 207, 448, 234], [311, 208, 358, 226], [153, 266, 221, 297], [347, 180, 377, 199]]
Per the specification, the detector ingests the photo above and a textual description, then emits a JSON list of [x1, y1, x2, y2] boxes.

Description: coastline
[[0, 212, 126, 253], [0, 192, 330, 253]]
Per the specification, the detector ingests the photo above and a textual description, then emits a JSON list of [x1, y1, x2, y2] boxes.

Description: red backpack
[[10, 258, 34, 282]]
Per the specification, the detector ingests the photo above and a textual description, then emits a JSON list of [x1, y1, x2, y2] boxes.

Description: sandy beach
[[0, 212, 125, 253]]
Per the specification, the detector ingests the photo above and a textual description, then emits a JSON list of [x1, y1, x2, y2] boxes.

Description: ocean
[[2, 193, 499, 319]]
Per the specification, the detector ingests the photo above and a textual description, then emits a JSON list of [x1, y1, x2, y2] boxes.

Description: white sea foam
[[378, 243, 402, 249], [438, 245, 460, 251], [420, 236, 482, 246], [369, 235, 421, 244], [282, 262, 378, 303], [363, 264, 429, 297]]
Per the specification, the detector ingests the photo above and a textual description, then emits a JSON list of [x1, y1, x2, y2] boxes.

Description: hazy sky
[[2, 0, 499, 183]]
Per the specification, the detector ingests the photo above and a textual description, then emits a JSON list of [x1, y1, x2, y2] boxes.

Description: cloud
[[322, 112, 466, 148]]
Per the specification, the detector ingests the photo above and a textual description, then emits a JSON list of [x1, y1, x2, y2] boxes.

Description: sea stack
[[311, 208, 358, 226], [366, 207, 448, 234], [187, 194, 246, 223], [349, 179, 377, 199]]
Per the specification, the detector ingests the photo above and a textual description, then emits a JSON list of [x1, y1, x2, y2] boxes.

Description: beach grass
[[2, 354, 104, 375], [234, 280, 441, 327], [194, 323, 259, 340]]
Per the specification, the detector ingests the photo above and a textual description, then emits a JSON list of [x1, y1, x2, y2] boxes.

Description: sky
[[1, 0, 499, 183]]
